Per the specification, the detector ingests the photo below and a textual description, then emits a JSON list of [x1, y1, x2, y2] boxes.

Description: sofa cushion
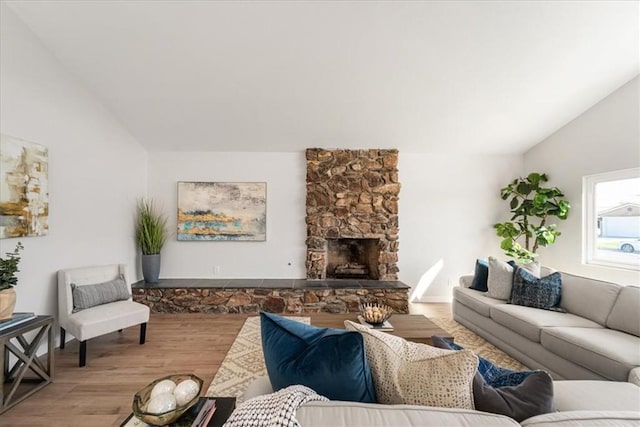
[[541, 327, 640, 381], [607, 286, 640, 337], [552, 380, 640, 412], [453, 287, 506, 318], [71, 275, 131, 312], [559, 273, 621, 325], [67, 300, 149, 341], [260, 312, 376, 403], [490, 305, 602, 343], [510, 268, 565, 312], [487, 257, 540, 300], [296, 401, 520, 426], [521, 411, 640, 427], [345, 320, 477, 409]]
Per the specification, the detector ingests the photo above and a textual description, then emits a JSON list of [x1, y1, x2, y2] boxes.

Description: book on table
[[0, 312, 36, 332], [357, 315, 394, 331], [121, 398, 217, 427]]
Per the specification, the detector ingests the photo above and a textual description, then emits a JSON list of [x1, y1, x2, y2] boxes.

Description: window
[[584, 168, 640, 270]]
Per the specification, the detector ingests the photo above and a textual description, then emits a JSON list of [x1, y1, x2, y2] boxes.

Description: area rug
[[205, 315, 527, 402], [205, 316, 310, 402]]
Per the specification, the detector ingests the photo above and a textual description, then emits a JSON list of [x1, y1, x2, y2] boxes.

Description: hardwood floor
[[2, 303, 450, 427]]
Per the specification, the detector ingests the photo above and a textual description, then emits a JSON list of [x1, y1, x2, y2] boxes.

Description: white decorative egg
[[150, 379, 177, 399], [173, 379, 200, 406], [146, 392, 177, 414]]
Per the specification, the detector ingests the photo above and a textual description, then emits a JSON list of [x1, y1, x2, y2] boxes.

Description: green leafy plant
[[0, 242, 24, 290], [494, 173, 570, 264], [135, 199, 167, 255]]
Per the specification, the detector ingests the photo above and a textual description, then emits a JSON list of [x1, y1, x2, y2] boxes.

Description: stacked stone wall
[[306, 148, 400, 279], [132, 287, 409, 314]]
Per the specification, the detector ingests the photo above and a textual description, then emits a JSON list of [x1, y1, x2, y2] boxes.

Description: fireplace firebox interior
[[326, 238, 380, 280]]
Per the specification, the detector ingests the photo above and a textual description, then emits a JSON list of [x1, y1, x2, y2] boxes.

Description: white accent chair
[[57, 264, 150, 367]]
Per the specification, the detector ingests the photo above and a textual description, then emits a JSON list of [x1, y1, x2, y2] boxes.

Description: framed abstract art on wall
[[177, 182, 266, 241], [0, 134, 49, 238]]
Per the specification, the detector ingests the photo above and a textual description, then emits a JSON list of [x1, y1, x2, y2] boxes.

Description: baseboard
[[412, 296, 452, 303]]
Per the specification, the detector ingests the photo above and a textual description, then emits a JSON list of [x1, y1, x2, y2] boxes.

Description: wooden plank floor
[[2, 303, 450, 427]]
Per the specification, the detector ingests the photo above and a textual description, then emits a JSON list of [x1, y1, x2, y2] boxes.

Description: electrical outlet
[[214, 265, 221, 274]]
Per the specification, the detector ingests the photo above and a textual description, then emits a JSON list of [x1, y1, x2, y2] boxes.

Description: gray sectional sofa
[[244, 376, 640, 426], [453, 267, 640, 385]]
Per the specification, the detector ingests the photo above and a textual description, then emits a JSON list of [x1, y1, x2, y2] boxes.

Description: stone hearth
[[306, 148, 400, 280], [131, 278, 409, 314]]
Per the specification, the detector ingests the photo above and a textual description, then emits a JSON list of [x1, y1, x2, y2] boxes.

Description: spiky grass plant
[[135, 199, 167, 255]]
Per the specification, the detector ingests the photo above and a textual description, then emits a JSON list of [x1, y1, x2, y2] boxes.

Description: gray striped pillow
[[71, 275, 131, 312]]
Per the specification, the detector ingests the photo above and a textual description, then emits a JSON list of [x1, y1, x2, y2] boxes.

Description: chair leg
[[79, 341, 87, 367], [140, 322, 147, 345], [60, 327, 66, 349]]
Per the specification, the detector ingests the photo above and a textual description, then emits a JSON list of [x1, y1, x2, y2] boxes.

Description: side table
[[121, 396, 236, 427], [1, 315, 54, 413]]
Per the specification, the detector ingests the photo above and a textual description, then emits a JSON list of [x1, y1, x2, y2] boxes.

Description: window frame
[[583, 167, 640, 271]]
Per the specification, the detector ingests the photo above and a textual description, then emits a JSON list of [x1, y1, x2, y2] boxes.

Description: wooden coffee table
[[312, 314, 454, 345]]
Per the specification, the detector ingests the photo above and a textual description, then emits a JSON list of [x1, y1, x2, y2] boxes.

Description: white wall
[[524, 76, 640, 285], [148, 151, 523, 301], [0, 5, 148, 320], [399, 153, 524, 301], [148, 152, 307, 278]]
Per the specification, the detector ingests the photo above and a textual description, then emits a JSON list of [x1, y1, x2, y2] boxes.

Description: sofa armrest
[[459, 275, 474, 288], [243, 376, 274, 401], [629, 367, 640, 387]]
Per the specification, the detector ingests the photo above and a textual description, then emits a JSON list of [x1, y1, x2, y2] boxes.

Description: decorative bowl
[[360, 302, 393, 326], [132, 374, 203, 426]]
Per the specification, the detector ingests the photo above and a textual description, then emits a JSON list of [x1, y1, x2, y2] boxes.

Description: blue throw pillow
[[470, 259, 490, 292], [510, 268, 566, 312], [260, 312, 376, 403], [431, 336, 535, 387], [470, 259, 515, 292]]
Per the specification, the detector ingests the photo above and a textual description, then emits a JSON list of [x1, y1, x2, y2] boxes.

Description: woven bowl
[[360, 302, 393, 326], [132, 374, 203, 426]]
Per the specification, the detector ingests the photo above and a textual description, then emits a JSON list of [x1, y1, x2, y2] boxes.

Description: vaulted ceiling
[[6, 1, 639, 153]]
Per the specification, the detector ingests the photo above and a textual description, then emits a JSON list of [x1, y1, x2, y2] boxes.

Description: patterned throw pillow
[[345, 321, 477, 409], [487, 257, 540, 300], [71, 275, 131, 312], [260, 312, 376, 403], [510, 267, 565, 312]]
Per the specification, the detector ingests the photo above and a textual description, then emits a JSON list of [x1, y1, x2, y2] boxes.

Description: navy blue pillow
[[431, 336, 535, 387], [470, 259, 490, 291], [260, 312, 376, 403], [470, 259, 515, 292], [510, 268, 565, 312]]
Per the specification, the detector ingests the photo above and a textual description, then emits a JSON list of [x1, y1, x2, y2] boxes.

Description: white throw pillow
[[344, 320, 477, 409], [486, 257, 540, 300]]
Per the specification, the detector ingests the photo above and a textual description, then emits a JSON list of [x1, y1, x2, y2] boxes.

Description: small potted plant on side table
[[0, 241, 24, 320]]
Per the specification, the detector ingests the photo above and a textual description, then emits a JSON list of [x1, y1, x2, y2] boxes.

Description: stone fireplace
[[306, 148, 400, 280]]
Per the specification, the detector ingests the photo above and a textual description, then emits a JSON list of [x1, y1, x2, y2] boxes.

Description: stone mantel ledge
[[132, 279, 409, 314]]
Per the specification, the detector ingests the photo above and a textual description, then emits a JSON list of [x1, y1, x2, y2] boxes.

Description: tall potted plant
[[136, 199, 167, 283], [0, 241, 24, 320], [494, 172, 570, 264]]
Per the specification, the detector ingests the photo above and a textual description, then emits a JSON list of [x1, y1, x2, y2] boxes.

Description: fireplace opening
[[326, 238, 380, 280]]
